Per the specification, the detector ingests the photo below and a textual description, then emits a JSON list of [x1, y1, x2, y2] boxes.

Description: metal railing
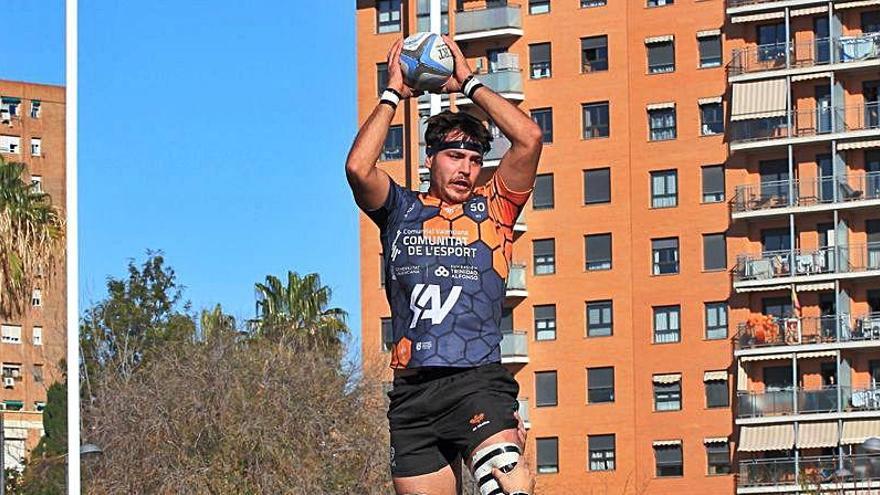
[[737, 386, 844, 418], [738, 454, 880, 488], [729, 103, 880, 144], [733, 243, 880, 282], [500, 331, 528, 359], [730, 172, 880, 214], [455, 4, 522, 36], [467, 68, 523, 97], [727, 34, 880, 76], [734, 313, 880, 350], [506, 263, 527, 291]]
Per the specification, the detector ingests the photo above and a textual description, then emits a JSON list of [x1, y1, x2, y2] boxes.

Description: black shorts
[[387, 363, 520, 478]]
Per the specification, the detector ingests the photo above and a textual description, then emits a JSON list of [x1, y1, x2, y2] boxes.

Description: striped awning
[[732, 11, 785, 23], [739, 425, 795, 452], [704, 370, 728, 381], [698, 96, 722, 105], [838, 139, 880, 151], [741, 353, 793, 362], [730, 79, 787, 121], [797, 350, 837, 359], [797, 422, 839, 449], [837, 0, 880, 9], [645, 34, 674, 44], [842, 420, 880, 444], [697, 29, 721, 38], [792, 72, 832, 82], [792, 5, 828, 16], [796, 281, 835, 292], [704, 437, 729, 444], [647, 101, 675, 110], [653, 373, 681, 384], [738, 284, 791, 293], [653, 439, 682, 447]]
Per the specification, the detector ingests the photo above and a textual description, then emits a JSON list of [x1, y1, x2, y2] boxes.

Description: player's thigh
[[393, 462, 461, 495]]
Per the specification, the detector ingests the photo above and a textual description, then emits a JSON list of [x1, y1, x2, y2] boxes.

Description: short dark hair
[[424, 110, 492, 154]]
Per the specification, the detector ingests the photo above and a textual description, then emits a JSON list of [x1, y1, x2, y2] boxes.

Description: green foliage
[[15, 381, 67, 494]]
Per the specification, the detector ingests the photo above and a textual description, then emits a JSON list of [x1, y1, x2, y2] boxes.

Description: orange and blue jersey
[[365, 173, 531, 369]]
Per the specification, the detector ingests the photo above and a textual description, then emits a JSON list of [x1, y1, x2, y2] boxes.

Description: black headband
[[426, 140, 488, 157]]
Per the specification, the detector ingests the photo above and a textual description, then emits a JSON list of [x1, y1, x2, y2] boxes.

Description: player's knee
[[470, 442, 520, 495]]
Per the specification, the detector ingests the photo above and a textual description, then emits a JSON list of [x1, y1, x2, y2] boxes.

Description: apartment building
[[0, 80, 66, 471], [725, 1, 880, 493]]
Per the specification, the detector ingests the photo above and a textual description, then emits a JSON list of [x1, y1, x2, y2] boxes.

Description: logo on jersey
[[409, 284, 462, 328], [434, 266, 449, 277]]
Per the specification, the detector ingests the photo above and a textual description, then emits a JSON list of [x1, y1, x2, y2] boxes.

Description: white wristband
[[380, 89, 401, 108], [463, 76, 483, 99]]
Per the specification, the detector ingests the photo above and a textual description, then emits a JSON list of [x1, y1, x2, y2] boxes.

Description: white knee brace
[[470, 442, 521, 495]]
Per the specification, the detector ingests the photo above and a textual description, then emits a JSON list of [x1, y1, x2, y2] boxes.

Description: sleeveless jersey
[[366, 173, 531, 369]]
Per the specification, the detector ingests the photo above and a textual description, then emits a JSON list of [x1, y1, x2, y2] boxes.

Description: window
[[381, 125, 403, 161], [698, 35, 722, 68], [648, 0, 674, 6], [654, 444, 683, 476], [533, 174, 554, 209], [536, 371, 558, 407], [587, 300, 613, 337], [32, 288, 42, 307], [653, 375, 682, 410], [652, 238, 679, 275], [700, 102, 723, 135], [587, 367, 614, 403], [648, 107, 676, 141], [33, 365, 43, 383], [581, 36, 609, 73], [529, 0, 550, 14], [377, 0, 402, 33], [0, 97, 20, 118], [30, 137, 41, 157], [864, 11, 880, 33], [0, 135, 21, 154], [653, 306, 681, 343], [757, 23, 787, 62], [381, 318, 393, 352], [705, 302, 728, 340], [30, 100, 41, 119], [537, 437, 559, 473], [585, 234, 612, 271], [31, 176, 42, 193], [650, 170, 677, 208], [533, 239, 556, 275], [416, 0, 449, 33], [589, 434, 616, 471], [705, 373, 729, 408], [377, 63, 389, 96], [531, 108, 553, 143], [2, 364, 21, 380], [706, 442, 731, 475], [703, 233, 727, 271], [534, 305, 557, 341], [647, 39, 675, 73], [581, 0, 606, 6], [582, 102, 610, 139], [1, 325, 22, 344], [32, 327, 42, 346], [701, 165, 724, 203], [583, 168, 611, 205], [529, 43, 552, 79]]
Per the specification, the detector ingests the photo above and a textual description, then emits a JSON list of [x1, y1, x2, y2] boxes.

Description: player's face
[[427, 133, 483, 204]]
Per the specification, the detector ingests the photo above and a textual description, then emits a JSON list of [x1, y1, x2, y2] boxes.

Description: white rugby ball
[[399, 32, 454, 92]]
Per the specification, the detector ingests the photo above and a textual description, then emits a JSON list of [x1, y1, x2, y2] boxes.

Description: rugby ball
[[399, 32, 454, 92]]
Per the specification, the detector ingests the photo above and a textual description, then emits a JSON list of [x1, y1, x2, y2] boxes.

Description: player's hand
[[439, 35, 472, 94], [491, 455, 536, 495], [386, 38, 415, 99]]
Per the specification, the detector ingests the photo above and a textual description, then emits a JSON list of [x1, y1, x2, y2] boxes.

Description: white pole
[[429, 0, 442, 116]]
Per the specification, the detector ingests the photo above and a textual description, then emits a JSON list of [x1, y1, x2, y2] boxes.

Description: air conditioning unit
[[4, 377, 14, 388]]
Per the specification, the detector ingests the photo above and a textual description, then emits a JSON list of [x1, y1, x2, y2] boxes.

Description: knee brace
[[470, 442, 521, 495]]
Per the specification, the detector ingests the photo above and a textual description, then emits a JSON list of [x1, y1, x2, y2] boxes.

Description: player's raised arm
[[440, 35, 543, 193], [345, 38, 414, 211]]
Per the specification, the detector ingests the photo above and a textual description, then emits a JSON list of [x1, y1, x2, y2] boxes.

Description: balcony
[[454, 4, 523, 42], [738, 454, 880, 489], [738, 386, 880, 419], [733, 244, 880, 290], [729, 102, 880, 150], [735, 313, 880, 351], [517, 397, 531, 428], [505, 262, 527, 299], [457, 68, 524, 105], [727, 34, 880, 81], [500, 331, 528, 364], [514, 208, 526, 234], [730, 173, 880, 219]]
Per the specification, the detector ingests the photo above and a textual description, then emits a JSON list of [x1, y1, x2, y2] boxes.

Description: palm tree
[[254, 271, 348, 348], [0, 156, 65, 314]]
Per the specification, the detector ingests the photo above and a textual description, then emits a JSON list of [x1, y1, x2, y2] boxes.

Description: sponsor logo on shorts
[[469, 412, 490, 432]]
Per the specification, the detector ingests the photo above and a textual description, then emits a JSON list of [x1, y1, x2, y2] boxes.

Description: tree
[[253, 271, 348, 349], [14, 381, 67, 494], [0, 157, 64, 314]]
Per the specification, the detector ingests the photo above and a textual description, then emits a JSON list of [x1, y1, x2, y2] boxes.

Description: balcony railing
[[727, 34, 880, 76], [486, 134, 512, 163], [735, 313, 880, 350], [500, 331, 528, 362], [731, 173, 880, 215], [738, 454, 880, 488], [738, 386, 880, 418], [455, 4, 522, 39], [729, 102, 880, 144], [517, 397, 530, 425], [459, 68, 523, 101], [733, 243, 880, 283]]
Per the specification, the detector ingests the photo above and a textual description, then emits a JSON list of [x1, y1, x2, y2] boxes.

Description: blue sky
[[0, 1, 65, 85], [78, 3, 363, 355]]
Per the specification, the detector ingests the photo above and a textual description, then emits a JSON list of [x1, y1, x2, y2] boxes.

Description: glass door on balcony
[[757, 23, 787, 65], [819, 292, 837, 339], [816, 85, 833, 134], [764, 365, 795, 415], [760, 160, 790, 206], [814, 17, 830, 64], [865, 81, 879, 129], [868, 151, 880, 199], [863, 11, 880, 33], [500, 306, 513, 334], [487, 48, 507, 74], [868, 219, 880, 269], [870, 290, 880, 314], [763, 297, 794, 320], [762, 228, 792, 256], [818, 154, 834, 202], [819, 223, 836, 273]]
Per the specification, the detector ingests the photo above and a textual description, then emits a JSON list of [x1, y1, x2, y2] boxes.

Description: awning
[[838, 139, 880, 151], [836, 0, 880, 9], [797, 422, 839, 449], [739, 425, 795, 452], [730, 79, 788, 121], [791, 5, 828, 16], [653, 439, 681, 447], [741, 353, 793, 362], [796, 281, 836, 292], [645, 34, 674, 44], [798, 350, 838, 359], [704, 370, 728, 381], [646, 102, 675, 110], [732, 11, 785, 23], [737, 284, 791, 293], [653, 373, 682, 384], [792, 72, 833, 82], [698, 96, 722, 105], [842, 420, 880, 444], [704, 437, 729, 444], [697, 29, 721, 38]]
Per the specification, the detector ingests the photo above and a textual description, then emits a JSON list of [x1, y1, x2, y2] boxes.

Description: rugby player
[[345, 36, 542, 495]]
